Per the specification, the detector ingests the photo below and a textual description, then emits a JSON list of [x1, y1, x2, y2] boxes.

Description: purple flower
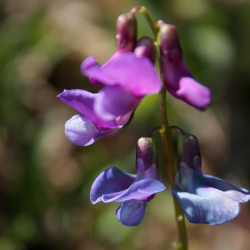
[[57, 12, 161, 146], [158, 21, 211, 110], [172, 132, 250, 225], [57, 47, 161, 146], [90, 138, 166, 226]]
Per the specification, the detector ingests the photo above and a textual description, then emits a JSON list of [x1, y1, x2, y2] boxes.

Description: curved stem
[[159, 57, 188, 250], [131, 6, 159, 36]]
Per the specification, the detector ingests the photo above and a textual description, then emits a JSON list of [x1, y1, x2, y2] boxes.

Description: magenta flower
[[90, 138, 166, 226], [158, 21, 211, 110], [57, 48, 161, 146], [172, 132, 250, 225], [81, 51, 161, 121]]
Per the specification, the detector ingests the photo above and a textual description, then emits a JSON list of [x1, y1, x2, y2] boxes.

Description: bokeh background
[[0, 0, 250, 249]]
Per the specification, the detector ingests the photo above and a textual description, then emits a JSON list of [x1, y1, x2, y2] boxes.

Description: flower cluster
[[57, 7, 249, 229], [57, 10, 211, 146]]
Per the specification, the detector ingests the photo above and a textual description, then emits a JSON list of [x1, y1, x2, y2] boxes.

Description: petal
[[81, 56, 100, 77], [65, 114, 104, 146], [88, 52, 162, 96], [162, 57, 211, 110], [81, 56, 118, 86], [102, 178, 166, 203], [162, 57, 189, 91], [203, 174, 250, 203], [173, 162, 202, 194], [115, 200, 147, 226], [57, 89, 118, 129], [136, 162, 158, 180], [90, 167, 136, 204], [94, 86, 141, 121], [173, 185, 240, 225], [174, 77, 211, 110]]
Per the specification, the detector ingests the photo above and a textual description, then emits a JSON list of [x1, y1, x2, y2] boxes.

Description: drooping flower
[[57, 12, 161, 146], [158, 21, 211, 110], [172, 131, 250, 225], [90, 137, 166, 226]]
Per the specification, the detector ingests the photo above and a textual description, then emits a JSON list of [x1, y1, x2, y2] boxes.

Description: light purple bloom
[[172, 132, 250, 225], [90, 138, 166, 226], [158, 21, 211, 110]]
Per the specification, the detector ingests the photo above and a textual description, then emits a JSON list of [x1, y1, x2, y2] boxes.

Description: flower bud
[[136, 137, 154, 171], [157, 20, 211, 110], [158, 21, 182, 62], [134, 37, 155, 62], [116, 12, 137, 52], [177, 133, 200, 168]]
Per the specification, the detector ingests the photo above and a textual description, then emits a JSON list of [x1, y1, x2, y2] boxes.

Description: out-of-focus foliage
[[0, 0, 249, 249]]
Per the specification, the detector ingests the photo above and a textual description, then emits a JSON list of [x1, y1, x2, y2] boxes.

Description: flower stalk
[[159, 67, 188, 250], [134, 6, 188, 248], [57, 5, 250, 249], [131, 6, 159, 36]]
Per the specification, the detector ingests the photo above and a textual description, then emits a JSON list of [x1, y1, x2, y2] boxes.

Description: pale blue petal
[[65, 114, 103, 146], [203, 174, 250, 203], [173, 185, 240, 225], [115, 200, 147, 226]]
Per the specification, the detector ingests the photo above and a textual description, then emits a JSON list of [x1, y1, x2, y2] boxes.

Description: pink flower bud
[[158, 21, 211, 110], [116, 12, 137, 52], [134, 37, 155, 62]]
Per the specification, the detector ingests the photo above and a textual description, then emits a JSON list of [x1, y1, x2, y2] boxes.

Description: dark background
[[0, 0, 250, 249]]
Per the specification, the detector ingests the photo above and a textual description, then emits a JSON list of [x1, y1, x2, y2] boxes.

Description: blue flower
[[172, 132, 250, 225], [90, 138, 166, 226]]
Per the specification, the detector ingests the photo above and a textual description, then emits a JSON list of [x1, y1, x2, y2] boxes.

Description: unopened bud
[[116, 12, 137, 52], [134, 37, 155, 62], [136, 137, 154, 171], [177, 133, 200, 168], [157, 21, 182, 62]]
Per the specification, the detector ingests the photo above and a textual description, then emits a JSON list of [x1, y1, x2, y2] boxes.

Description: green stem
[[133, 6, 188, 249], [131, 6, 159, 36], [159, 64, 188, 250]]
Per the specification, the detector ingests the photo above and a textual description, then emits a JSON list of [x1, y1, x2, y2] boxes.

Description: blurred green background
[[0, 0, 250, 249]]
